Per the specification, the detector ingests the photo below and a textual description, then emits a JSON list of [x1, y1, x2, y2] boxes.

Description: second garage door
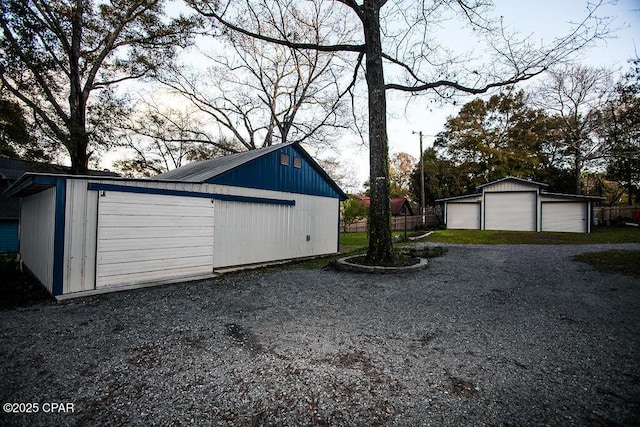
[[447, 203, 480, 229], [484, 192, 536, 231], [541, 202, 587, 233]]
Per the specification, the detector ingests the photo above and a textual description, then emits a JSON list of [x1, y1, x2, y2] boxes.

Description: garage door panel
[[447, 203, 480, 229], [97, 255, 213, 277], [541, 202, 587, 233], [100, 192, 207, 208], [98, 236, 213, 251], [96, 265, 213, 288], [485, 192, 536, 231], [97, 203, 213, 217], [96, 191, 214, 288], [98, 227, 210, 240], [98, 246, 212, 264], [98, 214, 214, 228]]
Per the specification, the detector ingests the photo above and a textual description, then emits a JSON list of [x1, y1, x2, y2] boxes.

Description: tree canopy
[[605, 59, 640, 204], [0, 97, 47, 160], [160, 3, 354, 152], [436, 90, 552, 182], [534, 65, 615, 193], [0, 0, 200, 172]]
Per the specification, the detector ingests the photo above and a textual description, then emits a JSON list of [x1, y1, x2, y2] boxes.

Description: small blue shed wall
[[207, 145, 344, 199], [0, 220, 19, 252]]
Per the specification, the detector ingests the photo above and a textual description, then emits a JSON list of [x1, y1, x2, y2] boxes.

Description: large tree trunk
[[363, 1, 393, 264], [68, 0, 90, 174], [574, 151, 583, 194], [68, 124, 90, 174]]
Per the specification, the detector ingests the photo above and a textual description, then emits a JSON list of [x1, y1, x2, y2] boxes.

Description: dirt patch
[[346, 254, 421, 267], [402, 246, 448, 258], [448, 373, 478, 397], [574, 250, 640, 278], [225, 323, 264, 353], [0, 255, 54, 310]]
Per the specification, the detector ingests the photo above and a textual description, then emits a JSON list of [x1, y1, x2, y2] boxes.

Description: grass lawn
[[574, 250, 640, 278], [339, 232, 369, 253], [421, 226, 640, 245], [340, 226, 640, 249]]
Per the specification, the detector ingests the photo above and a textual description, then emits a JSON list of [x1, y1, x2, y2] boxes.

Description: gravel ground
[[1, 243, 639, 426]]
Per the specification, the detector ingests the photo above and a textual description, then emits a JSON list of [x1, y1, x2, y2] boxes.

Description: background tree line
[[407, 61, 639, 207]]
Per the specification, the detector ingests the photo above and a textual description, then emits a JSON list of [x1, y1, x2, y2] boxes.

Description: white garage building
[[7, 143, 346, 299], [437, 177, 602, 233]]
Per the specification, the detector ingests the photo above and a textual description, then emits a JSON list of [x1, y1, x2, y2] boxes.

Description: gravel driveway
[[1, 243, 639, 426]]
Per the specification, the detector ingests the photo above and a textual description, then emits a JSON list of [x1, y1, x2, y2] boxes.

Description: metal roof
[[155, 144, 287, 182], [154, 142, 347, 200], [435, 176, 605, 203], [476, 176, 549, 190], [0, 158, 120, 217], [540, 192, 605, 201]]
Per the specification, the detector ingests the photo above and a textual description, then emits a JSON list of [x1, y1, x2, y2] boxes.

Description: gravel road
[[1, 243, 639, 426]]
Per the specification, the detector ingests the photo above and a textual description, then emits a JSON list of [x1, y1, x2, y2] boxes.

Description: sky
[[103, 1, 639, 191]]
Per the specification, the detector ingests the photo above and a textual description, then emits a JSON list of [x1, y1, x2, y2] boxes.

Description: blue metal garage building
[[7, 143, 346, 299]]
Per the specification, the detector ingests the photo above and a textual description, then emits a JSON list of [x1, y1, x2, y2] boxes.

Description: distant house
[[390, 197, 415, 216], [436, 177, 603, 233], [354, 196, 415, 216], [0, 156, 118, 253]]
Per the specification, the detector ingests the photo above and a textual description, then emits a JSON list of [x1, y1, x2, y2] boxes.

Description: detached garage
[[437, 177, 602, 233], [6, 142, 346, 299]]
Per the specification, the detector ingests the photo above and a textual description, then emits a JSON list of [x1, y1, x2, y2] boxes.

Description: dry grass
[[574, 250, 640, 278]]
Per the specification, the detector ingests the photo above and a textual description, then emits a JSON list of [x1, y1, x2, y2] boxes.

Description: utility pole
[[412, 130, 426, 226]]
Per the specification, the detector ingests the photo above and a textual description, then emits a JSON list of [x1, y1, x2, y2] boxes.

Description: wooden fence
[[342, 214, 441, 233], [594, 206, 640, 222]]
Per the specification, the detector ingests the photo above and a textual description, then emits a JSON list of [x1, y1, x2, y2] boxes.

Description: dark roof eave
[[541, 191, 606, 201], [435, 193, 482, 203], [6, 161, 349, 201], [4, 174, 53, 197], [5, 173, 134, 197]]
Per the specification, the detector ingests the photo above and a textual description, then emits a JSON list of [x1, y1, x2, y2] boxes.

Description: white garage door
[[484, 192, 536, 231], [541, 202, 587, 233], [96, 191, 214, 288], [447, 203, 480, 229]]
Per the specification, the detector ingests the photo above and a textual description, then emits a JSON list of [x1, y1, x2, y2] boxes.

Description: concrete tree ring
[[336, 256, 428, 273]]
